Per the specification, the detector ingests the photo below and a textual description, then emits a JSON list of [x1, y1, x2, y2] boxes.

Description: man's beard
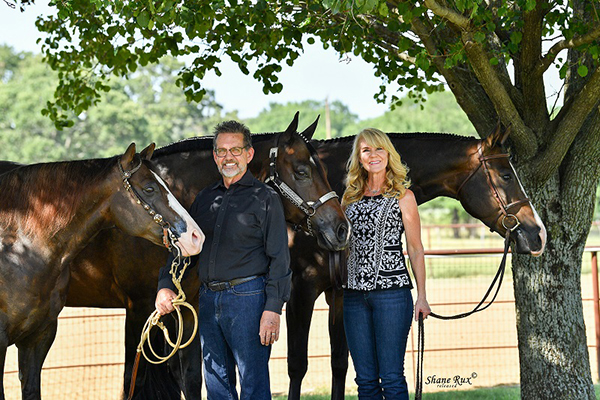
[[219, 161, 244, 178]]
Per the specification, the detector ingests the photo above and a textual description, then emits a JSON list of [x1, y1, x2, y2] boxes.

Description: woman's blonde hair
[[342, 128, 411, 207]]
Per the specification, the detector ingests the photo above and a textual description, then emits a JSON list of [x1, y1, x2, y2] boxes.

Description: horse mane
[[0, 157, 116, 238], [154, 132, 279, 158], [314, 132, 477, 144]]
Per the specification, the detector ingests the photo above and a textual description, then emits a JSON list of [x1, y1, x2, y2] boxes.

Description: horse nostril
[[337, 223, 349, 242]]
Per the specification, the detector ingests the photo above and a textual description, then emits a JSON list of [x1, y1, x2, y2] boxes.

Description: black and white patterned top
[[345, 194, 413, 291]]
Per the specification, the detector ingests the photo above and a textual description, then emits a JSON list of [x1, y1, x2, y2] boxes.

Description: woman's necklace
[[366, 182, 382, 195]]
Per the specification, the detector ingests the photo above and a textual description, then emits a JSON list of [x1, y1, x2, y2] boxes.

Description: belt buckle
[[208, 281, 228, 291]]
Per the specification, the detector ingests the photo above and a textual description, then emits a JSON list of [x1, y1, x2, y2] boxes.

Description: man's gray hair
[[213, 120, 252, 149]]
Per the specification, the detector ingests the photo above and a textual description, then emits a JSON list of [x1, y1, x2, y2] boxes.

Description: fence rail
[[3, 246, 600, 398]]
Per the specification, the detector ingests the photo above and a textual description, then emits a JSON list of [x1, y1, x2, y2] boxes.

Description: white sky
[[0, 1, 395, 120]]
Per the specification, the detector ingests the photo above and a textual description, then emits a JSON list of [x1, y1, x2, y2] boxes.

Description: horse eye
[[143, 185, 156, 194], [502, 173, 512, 181], [295, 167, 310, 179]]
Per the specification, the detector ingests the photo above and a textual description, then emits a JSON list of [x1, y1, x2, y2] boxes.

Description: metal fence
[[3, 247, 600, 398]]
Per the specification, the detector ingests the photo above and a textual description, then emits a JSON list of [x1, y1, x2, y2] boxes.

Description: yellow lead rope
[[128, 243, 197, 400]]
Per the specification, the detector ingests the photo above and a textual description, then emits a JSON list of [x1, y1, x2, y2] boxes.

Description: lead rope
[[415, 313, 425, 400], [415, 228, 512, 399], [127, 236, 198, 400]]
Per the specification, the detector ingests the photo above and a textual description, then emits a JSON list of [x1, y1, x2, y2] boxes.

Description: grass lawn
[[275, 384, 600, 399]]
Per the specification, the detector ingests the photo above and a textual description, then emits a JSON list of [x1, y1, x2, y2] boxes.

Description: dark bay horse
[[0, 143, 203, 400], [286, 127, 547, 400], [63, 115, 350, 398]]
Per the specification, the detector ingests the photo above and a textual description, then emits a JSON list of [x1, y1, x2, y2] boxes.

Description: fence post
[[592, 251, 599, 381]]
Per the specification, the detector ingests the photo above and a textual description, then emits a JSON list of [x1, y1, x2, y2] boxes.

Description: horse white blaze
[[151, 171, 204, 256], [512, 164, 547, 256]]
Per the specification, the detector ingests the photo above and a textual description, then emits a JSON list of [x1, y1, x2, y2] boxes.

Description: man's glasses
[[214, 146, 247, 158]]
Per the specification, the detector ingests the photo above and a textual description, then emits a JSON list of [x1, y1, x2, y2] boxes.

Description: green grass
[[274, 386, 520, 399], [275, 384, 600, 399]]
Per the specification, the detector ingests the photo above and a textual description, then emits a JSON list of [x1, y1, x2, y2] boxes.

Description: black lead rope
[[415, 229, 512, 398], [429, 229, 511, 320], [416, 313, 425, 400]]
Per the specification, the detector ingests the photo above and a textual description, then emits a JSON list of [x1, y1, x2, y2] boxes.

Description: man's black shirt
[[158, 170, 291, 313]]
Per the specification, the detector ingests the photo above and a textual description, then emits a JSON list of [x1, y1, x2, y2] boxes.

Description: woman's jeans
[[343, 287, 414, 400], [198, 276, 271, 400]]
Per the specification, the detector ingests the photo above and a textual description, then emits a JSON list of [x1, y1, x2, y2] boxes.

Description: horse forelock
[[0, 158, 115, 239]]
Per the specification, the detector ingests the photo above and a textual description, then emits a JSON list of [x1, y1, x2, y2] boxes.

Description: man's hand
[[259, 310, 280, 346], [155, 288, 177, 315]]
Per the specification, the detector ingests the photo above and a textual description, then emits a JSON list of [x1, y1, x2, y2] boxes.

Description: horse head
[[111, 143, 204, 256], [456, 126, 546, 255], [260, 113, 351, 251]]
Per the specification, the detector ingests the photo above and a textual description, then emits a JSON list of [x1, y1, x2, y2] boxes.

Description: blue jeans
[[343, 288, 414, 400], [198, 276, 271, 400]]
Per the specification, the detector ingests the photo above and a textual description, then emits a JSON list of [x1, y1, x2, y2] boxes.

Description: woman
[[342, 128, 431, 399]]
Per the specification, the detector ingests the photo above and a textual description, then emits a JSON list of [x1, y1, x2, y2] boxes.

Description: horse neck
[[249, 133, 278, 179], [389, 135, 480, 203], [0, 159, 118, 261], [153, 144, 217, 208]]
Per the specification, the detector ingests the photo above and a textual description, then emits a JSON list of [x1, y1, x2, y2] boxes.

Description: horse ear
[[300, 115, 320, 140], [280, 111, 300, 144], [485, 123, 510, 148], [140, 143, 156, 160], [499, 125, 511, 145], [121, 143, 137, 167], [285, 111, 300, 135]]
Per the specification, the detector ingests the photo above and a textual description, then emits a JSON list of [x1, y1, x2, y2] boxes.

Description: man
[[155, 120, 291, 399]]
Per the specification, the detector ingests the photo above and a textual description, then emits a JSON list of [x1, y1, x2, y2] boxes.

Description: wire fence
[[3, 226, 600, 398]]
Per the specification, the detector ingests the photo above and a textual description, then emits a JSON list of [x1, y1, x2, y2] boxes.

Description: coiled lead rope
[[127, 238, 197, 400]]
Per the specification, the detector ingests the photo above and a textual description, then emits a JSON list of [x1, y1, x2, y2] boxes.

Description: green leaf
[[489, 57, 499, 66], [378, 2, 388, 17], [525, 0, 536, 11], [510, 31, 522, 45], [577, 64, 588, 77], [137, 10, 151, 28]]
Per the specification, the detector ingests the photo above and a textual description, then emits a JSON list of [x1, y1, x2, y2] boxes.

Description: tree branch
[[519, 1, 549, 130], [528, 66, 600, 185], [537, 24, 600, 75], [461, 32, 538, 158], [423, 0, 470, 30]]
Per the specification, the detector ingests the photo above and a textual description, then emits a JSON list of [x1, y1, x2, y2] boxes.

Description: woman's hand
[[414, 296, 431, 321]]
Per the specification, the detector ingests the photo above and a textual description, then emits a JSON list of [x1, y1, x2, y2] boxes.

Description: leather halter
[[456, 144, 530, 234], [117, 156, 176, 249], [264, 134, 338, 236]]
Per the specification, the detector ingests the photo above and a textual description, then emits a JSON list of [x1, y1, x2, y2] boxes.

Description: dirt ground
[[3, 271, 598, 399]]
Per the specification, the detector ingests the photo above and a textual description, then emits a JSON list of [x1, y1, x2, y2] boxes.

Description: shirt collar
[[213, 169, 255, 190]]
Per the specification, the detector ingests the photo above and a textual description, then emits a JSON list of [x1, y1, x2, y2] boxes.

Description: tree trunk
[[512, 176, 595, 399]]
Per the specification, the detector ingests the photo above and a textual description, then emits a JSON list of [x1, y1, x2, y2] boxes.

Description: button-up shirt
[[158, 170, 291, 313]]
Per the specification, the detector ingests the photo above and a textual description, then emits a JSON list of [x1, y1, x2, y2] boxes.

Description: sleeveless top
[[344, 194, 413, 291]]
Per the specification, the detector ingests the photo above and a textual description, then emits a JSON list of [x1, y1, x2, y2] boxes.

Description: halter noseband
[[118, 156, 177, 249], [264, 134, 339, 236], [456, 144, 530, 234]]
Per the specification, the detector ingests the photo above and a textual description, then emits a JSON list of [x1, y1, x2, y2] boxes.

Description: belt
[[206, 275, 260, 291]]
